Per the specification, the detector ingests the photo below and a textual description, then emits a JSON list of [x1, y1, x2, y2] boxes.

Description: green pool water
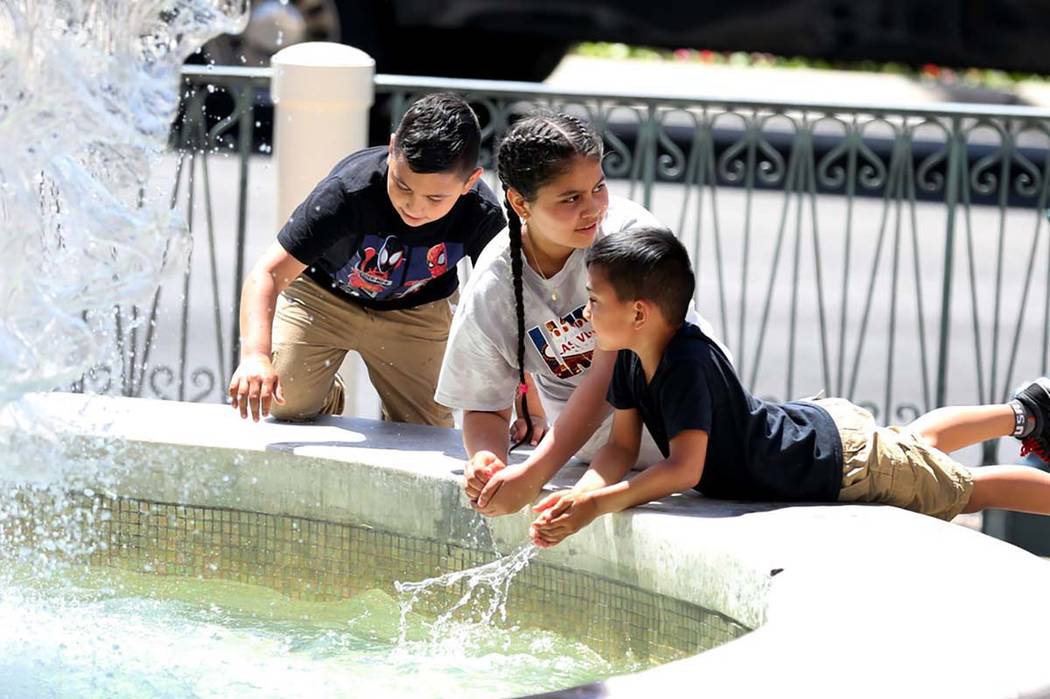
[[0, 567, 624, 699], [0, 492, 749, 698]]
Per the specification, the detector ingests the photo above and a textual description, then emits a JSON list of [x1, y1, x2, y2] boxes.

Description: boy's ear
[[460, 167, 483, 195], [388, 133, 396, 157], [633, 300, 649, 328]]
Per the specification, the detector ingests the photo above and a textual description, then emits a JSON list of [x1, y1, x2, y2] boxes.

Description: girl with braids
[[435, 112, 727, 516]]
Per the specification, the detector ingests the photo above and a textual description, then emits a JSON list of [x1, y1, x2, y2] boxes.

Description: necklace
[[522, 232, 560, 303]]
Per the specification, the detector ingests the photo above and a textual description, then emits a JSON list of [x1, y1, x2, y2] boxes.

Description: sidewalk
[[547, 55, 1050, 109]]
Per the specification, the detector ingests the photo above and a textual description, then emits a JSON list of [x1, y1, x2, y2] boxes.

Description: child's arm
[[228, 241, 306, 421], [564, 406, 642, 494], [591, 429, 707, 513], [528, 406, 641, 547], [474, 350, 617, 514], [530, 427, 707, 547], [462, 407, 512, 505]]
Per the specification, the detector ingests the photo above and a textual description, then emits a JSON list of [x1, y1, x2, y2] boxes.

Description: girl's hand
[[510, 414, 548, 446], [475, 462, 542, 516], [464, 450, 506, 505]]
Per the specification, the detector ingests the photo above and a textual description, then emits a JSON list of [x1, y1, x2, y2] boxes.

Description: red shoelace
[[1020, 437, 1050, 464]]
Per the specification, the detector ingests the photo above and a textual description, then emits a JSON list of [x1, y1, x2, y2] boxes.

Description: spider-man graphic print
[[336, 235, 464, 301]]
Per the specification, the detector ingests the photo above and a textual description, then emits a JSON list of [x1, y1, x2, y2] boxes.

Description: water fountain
[[2, 2, 1050, 697], [0, 3, 748, 695]]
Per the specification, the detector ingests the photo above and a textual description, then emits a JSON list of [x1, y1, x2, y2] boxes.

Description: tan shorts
[[269, 275, 454, 427], [816, 398, 975, 520]]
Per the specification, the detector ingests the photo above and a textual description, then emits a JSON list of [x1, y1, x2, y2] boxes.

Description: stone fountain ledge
[[5, 392, 1050, 699]]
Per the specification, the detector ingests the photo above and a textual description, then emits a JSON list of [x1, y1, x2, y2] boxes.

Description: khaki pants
[[818, 398, 975, 520], [270, 275, 454, 427]]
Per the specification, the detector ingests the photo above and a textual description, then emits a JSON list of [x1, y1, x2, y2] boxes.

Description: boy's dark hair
[[393, 93, 481, 177], [586, 226, 695, 325], [496, 112, 603, 450]]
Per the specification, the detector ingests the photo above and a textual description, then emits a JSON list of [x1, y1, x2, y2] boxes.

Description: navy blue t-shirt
[[607, 322, 844, 502], [277, 147, 506, 311]]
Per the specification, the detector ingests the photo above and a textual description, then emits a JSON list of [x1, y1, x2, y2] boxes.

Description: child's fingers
[[249, 381, 262, 422], [509, 419, 525, 442], [532, 515, 565, 535], [548, 497, 573, 519], [465, 469, 490, 493], [545, 516, 574, 532], [531, 492, 562, 513], [537, 520, 571, 535], [260, 383, 274, 418], [532, 528, 563, 547], [230, 378, 250, 419], [476, 477, 502, 508]]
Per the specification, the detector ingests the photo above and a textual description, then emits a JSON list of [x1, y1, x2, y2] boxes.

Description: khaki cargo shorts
[[815, 398, 975, 520]]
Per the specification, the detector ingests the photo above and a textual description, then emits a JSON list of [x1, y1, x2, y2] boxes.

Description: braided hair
[[495, 113, 603, 450]]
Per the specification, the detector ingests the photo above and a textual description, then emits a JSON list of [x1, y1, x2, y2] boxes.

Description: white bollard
[[271, 41, 378, 418], [271, 41, 374, 224]]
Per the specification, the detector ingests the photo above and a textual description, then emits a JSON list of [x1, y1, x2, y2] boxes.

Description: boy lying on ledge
[[527, 226, 1050, 547]]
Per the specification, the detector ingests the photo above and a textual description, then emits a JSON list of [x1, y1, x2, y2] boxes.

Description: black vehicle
[[204, 0, 1050, 80]]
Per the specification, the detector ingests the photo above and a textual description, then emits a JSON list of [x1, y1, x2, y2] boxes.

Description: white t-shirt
[[435, 195, 728, 462]]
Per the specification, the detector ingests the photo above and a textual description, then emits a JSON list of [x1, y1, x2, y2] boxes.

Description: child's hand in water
[[464, 450, 505, 505], [475, 462, 544, 516], [529, 490, 599, 548]]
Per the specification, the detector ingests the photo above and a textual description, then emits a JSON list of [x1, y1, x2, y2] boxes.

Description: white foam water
[[395, 543, 539, 647], [0, 0, 247, 404]]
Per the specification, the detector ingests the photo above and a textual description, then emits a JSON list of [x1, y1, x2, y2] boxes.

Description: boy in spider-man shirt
[[229, 93, 505, 425]]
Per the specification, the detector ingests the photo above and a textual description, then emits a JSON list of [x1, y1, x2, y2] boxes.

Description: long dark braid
[[504, 186, 532, 450], [496, 113, 603, 451]]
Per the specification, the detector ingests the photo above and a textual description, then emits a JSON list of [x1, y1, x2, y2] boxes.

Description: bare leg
[[907, 405, 1014, 453], [962, 465, 1050, 514]]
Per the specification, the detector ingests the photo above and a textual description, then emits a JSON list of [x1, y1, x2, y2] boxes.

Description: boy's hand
[[464, 450, 505, 505], [529, 490, 599, 548], [474, 462, 542, 516], [510, 414, 548, 446], [229, 354, 285, 422]]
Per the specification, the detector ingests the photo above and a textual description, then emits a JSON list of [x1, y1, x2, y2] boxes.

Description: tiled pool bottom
[[72, 495, 748, 669]]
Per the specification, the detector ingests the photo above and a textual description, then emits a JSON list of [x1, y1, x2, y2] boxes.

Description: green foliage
[[570, 43, 1050, 88]]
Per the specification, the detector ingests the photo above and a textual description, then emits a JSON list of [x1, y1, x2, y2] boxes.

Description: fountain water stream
[[0, 0, 247, 403]]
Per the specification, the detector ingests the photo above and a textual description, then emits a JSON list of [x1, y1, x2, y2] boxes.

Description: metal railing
[[80, 67, 1050, 464]]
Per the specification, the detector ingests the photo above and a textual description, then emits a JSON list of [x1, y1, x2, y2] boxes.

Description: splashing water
[[0, 0, 248, 663], [395, 543, 539, 648], [0, 0, 248, 404], [0, 6, 638, 694]]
